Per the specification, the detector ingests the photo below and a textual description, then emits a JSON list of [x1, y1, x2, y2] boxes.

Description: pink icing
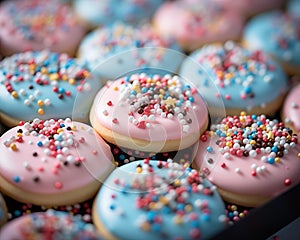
[[153, 0, 244, 51], [0, 0, 86, 56], [91, 73, 208, 143], [194, 114, 300, 199], [212, 0, 285, 16], [283, 84, 300, 134], [0, 119, 113, 194]]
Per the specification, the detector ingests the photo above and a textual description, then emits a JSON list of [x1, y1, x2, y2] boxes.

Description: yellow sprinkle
[[50, 73, 59, 81], [226, 142, 233, 147], [159, 196, 168, 205], [239, 213, 245, 218], [209, 131, 214, 137], [147, 78, 152, 83], [268, 132, 274, 139], [140, 222, 150, 231], [184, 204, 192, 212], [113, 86, 119, 91], [57, 128, 64, 133], [174, 179, 181, 186], [11, 91, 18, 98], [225, 73, 234, 79], [41, 67, 48, 74], [71, 126, 77, 131], [10, 143, 17, 151], [183, 162, 190, 168], [231, 205, 237, 211], [38, 108, 44, 115], [275, 157, 280, 163], [250, 140, 256, 145], [37, 100, 44, 106], [297, 153, 300, 158], [240, 111, 246, 116], [173, 216, 183, 225], [136, 167, 142, 173], [62, 75, 68, 81], [149, 202, 156, 210], [16, 133, 23, 137], [69, 78, 75, 85], [83, 71, 89, 77]]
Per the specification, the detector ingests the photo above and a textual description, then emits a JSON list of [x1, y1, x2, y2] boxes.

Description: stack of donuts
[[0, 0, 300, 239]]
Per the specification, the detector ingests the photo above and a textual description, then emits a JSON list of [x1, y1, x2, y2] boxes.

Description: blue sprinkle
[[244, 86, 251, 94], [131, 90, 137, 95], [177, 204, 185, 211], [162, 206, 171, 214], [119, 154, 125, 161], [191, 220, 200, 227], [188, 96, 194, 102], [152, 195, 159, 202], [135, 40, 141, 48], [60, 123, 65, 128], [141, 87, 147, 93], [109, 204, 115, 210], [37, 141, 43, 147], [271, 146, 278, 153], [14, 210, 21, 217], [13, 176, 20, 183], [267, 157, 275, 164], [202, 214, 210, 221], [206, 146, 213, 153], [147, 211, 156, 221], [252, 114, 257, 120]]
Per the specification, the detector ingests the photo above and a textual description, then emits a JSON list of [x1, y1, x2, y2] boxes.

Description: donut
[[0, 0, 87, 57], [0, 51, 102, 127], [212, 0, 285, 17], [73, 0, 163, 28], [77, 22, 183, 83], [179, 41, 289, 118], [0, 118, 114, 206], [0, 209, 103, 239], [282, 84, 300, 134], [153, 0, 245, 52], [243, 10, 300, 75], [92, 160, 228, 240], [0, 193, 7, 228], [193, 112, 300, 207], [90, 72, 209, 153]]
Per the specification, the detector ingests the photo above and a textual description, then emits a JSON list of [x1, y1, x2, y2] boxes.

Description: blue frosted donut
[[74, 0, 163, 27], [0, 193, 7, 228], [243, 10, 300, 75], [77, 22, 183, 81], [92, 160, 228, 240], [0, 51, 102, 126], [179, 42, 288, 118], [0, 210, 103, 239]]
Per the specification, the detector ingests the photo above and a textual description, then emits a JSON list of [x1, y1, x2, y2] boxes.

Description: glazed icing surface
[[74, 0, 163, 26], [0, 119, 113, 194], [91, 73, 208, 144], [179, 42, 288, 111], [94, 160, 227, 240], [0, 193, 7, 227], [288, 0, 300, 16], [283, 84, 300, 133], [153, 0, 244, 51], [0, 51, 102, 123], [77, 23, 183, 80], [0, 0, 86, 56], [243, 11, 300, 66], [194, 113, 300, 199], [0, 210, 103, 239]]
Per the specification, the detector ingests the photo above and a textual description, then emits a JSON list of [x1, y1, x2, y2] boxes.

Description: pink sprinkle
[[225, 94, 231, 100], [112, 118, 118, 124], [37, 166, 44, 172], [54, 181, 63, 189], [92, 150, 98, 155], [240, 93, 247, 99]]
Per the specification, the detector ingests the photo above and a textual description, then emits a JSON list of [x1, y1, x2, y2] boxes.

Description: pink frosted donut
[[194, 112, 300, 207], [153, 0, 245, 52], [0, 210, 103, 239], [282, 84, 300, 134], [212, 0, 285, 17], [0, 118, 114, 206], [0, 0, 87, 56], [90, 73, 209, 153]]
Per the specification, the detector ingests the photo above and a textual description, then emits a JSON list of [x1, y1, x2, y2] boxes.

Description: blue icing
[[179, 42, 288, 112], [243, 10, 300, 66], [288, 0, 300, 16], [95, 160, 227, 240], [78, 23, 183, 81], [74, 0, 163, 26], [0, 51, 103, 124]]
